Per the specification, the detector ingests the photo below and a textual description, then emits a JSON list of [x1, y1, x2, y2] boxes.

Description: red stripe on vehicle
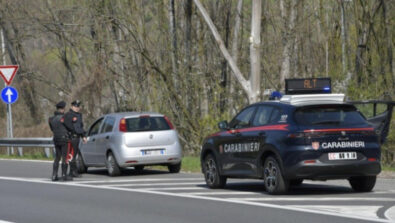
[[303, 127, 374, 133], [238, 124, 289, 133], [208, 124, 289, 138]]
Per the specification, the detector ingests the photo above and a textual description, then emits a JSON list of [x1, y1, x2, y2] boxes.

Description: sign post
[[0, 65, 18, 155]]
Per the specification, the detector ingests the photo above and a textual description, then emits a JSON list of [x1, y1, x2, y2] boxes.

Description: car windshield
[[125, 116, 171, 132], [294, 104, 367, 126]]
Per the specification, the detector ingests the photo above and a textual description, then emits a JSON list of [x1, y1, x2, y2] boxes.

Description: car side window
[[252, 106, 274, 126], [229, 106, 256, 129], [269, 108, 282, 124], [88, 118, 104, 136], [101, 117, 115, 133]]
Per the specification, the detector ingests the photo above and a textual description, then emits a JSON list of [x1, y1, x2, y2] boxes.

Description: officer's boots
[[69, 162, 81, 178], [52, 163, 59, 181], [61, 163, 73, 181]]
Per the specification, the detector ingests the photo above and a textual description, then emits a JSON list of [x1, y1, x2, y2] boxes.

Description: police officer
[[49, 101, 72, 181], [63, 100, 87, 178]]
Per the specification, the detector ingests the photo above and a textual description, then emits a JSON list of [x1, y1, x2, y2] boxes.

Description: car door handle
[[105, 136, 110, 139], [92, 138, 96, 142], [258, 132, 266, 137]]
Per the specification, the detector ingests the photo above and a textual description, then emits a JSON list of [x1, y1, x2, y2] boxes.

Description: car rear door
[[349, 101, 395, 144]]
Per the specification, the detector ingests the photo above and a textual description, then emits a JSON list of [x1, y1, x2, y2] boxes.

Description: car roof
[[103, 112, 164, 118]]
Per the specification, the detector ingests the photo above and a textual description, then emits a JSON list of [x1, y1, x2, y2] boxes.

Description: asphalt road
[[0, 159, 394, 223]]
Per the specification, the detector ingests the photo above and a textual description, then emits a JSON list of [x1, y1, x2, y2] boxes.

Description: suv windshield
[[294, 104, 367, 126], [125, 116, 170, 132]]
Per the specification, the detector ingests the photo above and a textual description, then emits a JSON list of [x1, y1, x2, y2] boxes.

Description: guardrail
[[0, 138, 54, 158]]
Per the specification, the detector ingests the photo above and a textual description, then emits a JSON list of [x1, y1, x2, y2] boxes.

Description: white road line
[[384, 206, 395, 222], [373, 190, 395, 194], [288, 205, 382, 219], [0, 176, 390, 223], [105, 182, 205, 187], [144, 187, 206, 191], [0, 158, 52, 163], [76, 178, 203, 184], [0, 220, 15, 223], [180, 191, 259, 196], [231, 197, 395, 202]]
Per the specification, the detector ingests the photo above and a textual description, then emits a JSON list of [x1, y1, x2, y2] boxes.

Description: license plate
[[141, 149, 165, 156], [328, 152, 357, 160]]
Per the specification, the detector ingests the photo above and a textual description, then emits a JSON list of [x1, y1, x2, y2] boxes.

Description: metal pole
[[1, 29, 12, 155]]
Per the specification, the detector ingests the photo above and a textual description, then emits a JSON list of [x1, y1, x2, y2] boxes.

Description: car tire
[[290, 179, 303, 186], [349, 176, 376, 192], [106, 152, 121, 177], [203, 154, 227, 189], [134, 165, 144, 172], [168, 163, 181, 173], [263, 156, 289, 194], [76, 152, 88, 174]]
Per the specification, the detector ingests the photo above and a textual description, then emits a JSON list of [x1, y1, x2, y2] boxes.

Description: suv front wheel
[[263, 156, 289, 194], [203, 154, 227, 188]]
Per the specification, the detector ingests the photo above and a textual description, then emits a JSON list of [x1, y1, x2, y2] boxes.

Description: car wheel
[[290, 179, 303, 186], [203, 154, 227, 189], [134, 165, 144, 172], [349, 176, 376, 192], [76, 152, 87, 174], [263, 156, 289, 194], [168, 163, 181, 173], [106, 152, 121, 177]]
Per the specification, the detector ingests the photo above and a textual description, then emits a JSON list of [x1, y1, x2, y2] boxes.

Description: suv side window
[[101, 117, 115, 133], [252, 106, 274, 126], [88, 118, 104, 136], [229, 106, 256, 129]]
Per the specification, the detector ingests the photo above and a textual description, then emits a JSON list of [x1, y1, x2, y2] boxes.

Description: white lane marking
[[0, 220, 15, 223], [76, 178, 203, 184], [0, 158, 52, 163], [384, 206, 395, 222], [373, 190, 395, 194], [180, 191, 259, 196], [144, 187, 206, 191], [233, 197, 395, 202], [105, 182, 205, 187], [288, 205, 381, 219], [0, 176, 390, 223]]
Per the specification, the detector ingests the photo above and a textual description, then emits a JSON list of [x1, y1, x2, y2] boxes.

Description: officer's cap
[[56, 101, 66, 109], [71, 100, 81, 107]]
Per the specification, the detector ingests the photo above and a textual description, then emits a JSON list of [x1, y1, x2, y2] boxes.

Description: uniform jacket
[[48, 111, 69, 143], [63, 109, 86, 138]]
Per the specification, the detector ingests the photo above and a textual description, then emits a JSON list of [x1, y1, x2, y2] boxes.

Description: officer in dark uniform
[[63, 100, 87, 178], [48, 101, 72, 181]]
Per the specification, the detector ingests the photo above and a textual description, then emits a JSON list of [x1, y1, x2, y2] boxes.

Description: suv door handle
[[258, 132, 266, 137], [105, 136, 110, 139], [92, 138, 96, 142]]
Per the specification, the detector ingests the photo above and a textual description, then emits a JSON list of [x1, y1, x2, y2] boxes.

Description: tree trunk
[[249, 0, 262, 103], [339, 0, 348, 76], [193, 0, 252, 102], [168, 0, 178, 89], [279, 0, 298, 88]]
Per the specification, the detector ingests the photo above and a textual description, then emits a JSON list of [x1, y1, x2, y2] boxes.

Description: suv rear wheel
[[106, 152, 121, 176], [349, 176, 376, 192], [263, 156, 289, 194], [203, 154, 227, 188]]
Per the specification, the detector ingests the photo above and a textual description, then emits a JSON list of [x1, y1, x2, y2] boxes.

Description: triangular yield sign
[[0, 65, 19, 85]]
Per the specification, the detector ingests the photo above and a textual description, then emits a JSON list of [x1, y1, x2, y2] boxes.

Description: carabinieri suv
[[200, 78, 394, 194]]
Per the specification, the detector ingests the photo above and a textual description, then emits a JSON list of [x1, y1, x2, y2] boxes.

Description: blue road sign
[[1, 86, 18, 104]]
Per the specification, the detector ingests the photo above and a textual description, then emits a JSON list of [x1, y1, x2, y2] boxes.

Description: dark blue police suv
[[201, 78, 394, 194]]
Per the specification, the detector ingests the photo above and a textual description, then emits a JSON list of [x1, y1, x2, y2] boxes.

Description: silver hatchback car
[[77, 112, 182, 176]]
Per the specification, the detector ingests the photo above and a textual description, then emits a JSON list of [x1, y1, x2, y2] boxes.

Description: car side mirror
[[218, 121, 229, 130]]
